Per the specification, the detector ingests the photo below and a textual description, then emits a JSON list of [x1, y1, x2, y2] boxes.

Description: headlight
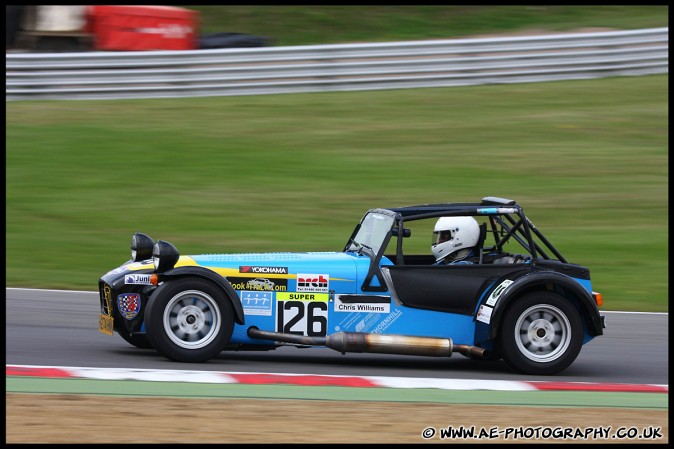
[[131, 233, 154, 262], [152, 240, 180, 272]]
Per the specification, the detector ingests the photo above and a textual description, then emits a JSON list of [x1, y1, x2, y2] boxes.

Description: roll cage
[[344, 197, 569, 292]]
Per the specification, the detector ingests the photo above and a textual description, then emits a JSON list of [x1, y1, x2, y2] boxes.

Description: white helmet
[[431, 216, 480, 262]]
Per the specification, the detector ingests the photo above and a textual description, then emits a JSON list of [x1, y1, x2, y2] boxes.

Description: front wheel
[[145, 278, 234, 363], [500, 292, 583, 375]]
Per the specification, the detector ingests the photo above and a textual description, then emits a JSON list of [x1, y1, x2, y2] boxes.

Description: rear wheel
[[145, 278, 234, 363], [500, 292, 583, 375]]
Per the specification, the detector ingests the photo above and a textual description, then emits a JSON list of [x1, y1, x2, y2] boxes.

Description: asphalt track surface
[[5, 288, 669, 385]]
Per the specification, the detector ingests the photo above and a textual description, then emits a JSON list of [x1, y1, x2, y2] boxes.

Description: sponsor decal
[[117, 293, 141, 320], [239, 266, 289, 275], [228, 277, 287, 292], [476, 304, 493, 324], [276, 292, 328, 302], [486, 279, 514, 306], [335, 304, 400, 333], [478, 207, 518, 215], [240, 291, 273, 316], [124, 274, 153, 285], [370, 309, 403, 333], [334, 295, 390, 313], [296, 274, 329, 293], [276, 293, 328, 337]]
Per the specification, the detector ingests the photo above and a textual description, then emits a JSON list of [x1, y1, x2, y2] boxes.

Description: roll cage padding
[[158, 266, 245, 324], [487, 271, 603, 339]]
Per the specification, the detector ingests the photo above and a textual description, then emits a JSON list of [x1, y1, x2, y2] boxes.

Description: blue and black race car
[[98, 196, 605, 375]]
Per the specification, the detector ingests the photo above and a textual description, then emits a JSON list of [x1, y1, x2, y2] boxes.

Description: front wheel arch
[[160, 266, 245, 325]]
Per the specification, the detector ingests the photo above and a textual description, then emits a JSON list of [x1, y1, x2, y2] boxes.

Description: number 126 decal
[[276, 293, 329, 337]]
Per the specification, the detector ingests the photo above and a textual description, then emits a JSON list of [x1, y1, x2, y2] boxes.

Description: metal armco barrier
[[5, 27, 668, 101]]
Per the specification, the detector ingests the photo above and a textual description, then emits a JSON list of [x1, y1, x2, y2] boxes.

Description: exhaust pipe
[[247, 327, 487, 359], [326, 331, 454, 357], [454, 344, 489, 359]]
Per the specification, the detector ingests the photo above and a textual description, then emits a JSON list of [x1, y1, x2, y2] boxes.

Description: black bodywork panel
[[384, 264, 530, 315], [99, 267, 156, 335]]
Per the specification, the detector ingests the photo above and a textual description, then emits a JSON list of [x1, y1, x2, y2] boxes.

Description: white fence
[[5, 27, 668, 101]]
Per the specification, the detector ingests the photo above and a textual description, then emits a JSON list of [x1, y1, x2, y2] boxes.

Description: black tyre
[[145, 278, 234, 363], [117, 327, 153, 349], [500, 292, 583, 375]]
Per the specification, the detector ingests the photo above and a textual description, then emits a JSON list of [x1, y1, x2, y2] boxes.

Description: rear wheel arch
[[488, 274, 600, 340]]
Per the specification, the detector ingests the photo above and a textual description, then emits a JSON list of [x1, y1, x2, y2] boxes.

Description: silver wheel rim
[[163, 290, 221, 349], [514, 304, 571, 363]]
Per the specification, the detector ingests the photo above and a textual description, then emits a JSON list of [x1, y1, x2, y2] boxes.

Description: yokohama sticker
[[239, 266, 288, 274], [117, 293, 141, 320]]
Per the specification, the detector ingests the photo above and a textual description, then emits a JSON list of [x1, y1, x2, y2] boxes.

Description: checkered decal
[[117, 293, 141, 320]]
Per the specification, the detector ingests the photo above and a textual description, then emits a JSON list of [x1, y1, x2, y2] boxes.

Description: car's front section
[[98, 231, 382, 358], [98, 260, 155, 341], [98, 233, 177, 342]]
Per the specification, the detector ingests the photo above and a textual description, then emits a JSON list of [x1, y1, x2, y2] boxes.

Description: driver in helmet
[[431, 216, 480, 265]]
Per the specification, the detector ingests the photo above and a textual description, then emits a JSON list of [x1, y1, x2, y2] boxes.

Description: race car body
[[98, 196, 605, 375]]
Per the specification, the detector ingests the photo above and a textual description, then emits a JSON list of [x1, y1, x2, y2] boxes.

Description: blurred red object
[[88, 5, 198, 51]]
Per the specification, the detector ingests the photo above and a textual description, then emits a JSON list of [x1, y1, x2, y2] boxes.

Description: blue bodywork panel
[[188, 252, 478, 346]]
